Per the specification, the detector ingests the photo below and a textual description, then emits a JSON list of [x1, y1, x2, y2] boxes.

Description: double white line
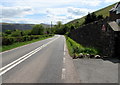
[[0, 36, 60, 76]]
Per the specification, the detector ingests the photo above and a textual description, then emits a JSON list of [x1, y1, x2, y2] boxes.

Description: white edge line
[[61, 68, 66, 80], [63, 57, 66, 64], [0, 36, 60, 76], [64, 38, 66, 55]]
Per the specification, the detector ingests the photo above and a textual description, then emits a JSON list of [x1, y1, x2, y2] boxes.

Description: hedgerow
[[2, 34, 54, 45]]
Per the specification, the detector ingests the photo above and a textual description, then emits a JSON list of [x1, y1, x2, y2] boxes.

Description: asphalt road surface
[[74, 59, 119, 83], [1, 35, 79, 83], [1, 35, 118, 84]]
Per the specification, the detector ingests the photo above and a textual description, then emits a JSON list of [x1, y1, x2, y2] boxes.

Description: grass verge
[[1, 35, 54, 52], [65, 36, 98, 58]]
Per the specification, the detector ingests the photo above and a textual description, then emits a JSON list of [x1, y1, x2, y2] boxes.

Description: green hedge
[[2, 34, 54, 45], [66, 36, 98, 57]]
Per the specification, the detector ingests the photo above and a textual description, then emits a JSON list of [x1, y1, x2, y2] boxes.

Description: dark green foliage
[[5, 30, 12, 34], [23, 30, 32, 35], [53, 22, 76, 35], [66, 36, 98, 57], [2, 37, 14, 45], [84, 12, 103, 24], [70, 25, 75, 30], [97, 15, 104, 20], [11, 30, 23, 37], [31, 24, 44, 35], [2, 23, 54, 46], [2, 34, 54, 45], [2, 34, 54, 52], [80, 47, 98, 55]]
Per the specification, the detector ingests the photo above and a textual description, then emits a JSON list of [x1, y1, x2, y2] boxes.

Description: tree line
[[1, 12, 104, 45], [2, 24, 54, 45]]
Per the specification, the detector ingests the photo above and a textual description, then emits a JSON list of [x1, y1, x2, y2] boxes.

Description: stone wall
[[69, 18, 120, 57]]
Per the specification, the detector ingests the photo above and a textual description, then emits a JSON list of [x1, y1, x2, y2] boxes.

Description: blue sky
[[0, 0, 119, 24]]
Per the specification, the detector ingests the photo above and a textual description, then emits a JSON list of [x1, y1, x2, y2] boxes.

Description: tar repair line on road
[[0, 35, 60, 76]]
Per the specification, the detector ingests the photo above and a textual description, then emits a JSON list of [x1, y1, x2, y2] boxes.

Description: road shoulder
[[64, 37, 80, 83]]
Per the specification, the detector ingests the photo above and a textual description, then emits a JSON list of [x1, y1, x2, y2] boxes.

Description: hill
[[0, 23, 51, 32], [67, 2, 116, 26]]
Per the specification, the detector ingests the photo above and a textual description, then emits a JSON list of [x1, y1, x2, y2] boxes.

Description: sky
[[0, 0, 119, 24]]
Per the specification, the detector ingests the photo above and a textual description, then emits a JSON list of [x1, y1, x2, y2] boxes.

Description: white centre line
[[0, 35, 60, 76]]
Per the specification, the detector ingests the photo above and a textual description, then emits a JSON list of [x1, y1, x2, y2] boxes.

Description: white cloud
[[67, 7, 94, 15], [43, 7, 95, 24], [69, 0, 102, 6], [45, 8, 67, 16], [0, 6, 34, 18], [2, 18, 43, 24], [1, 0, 101, 9], [104, 0, 119, 3], [1, 0, 117, 24], [0, 5, 95, 24]]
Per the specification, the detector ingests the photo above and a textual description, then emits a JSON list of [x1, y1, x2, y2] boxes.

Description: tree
[[57, 21, 62, 28], [97, 15, 103, 20], [84, 12, 103, 24], [11, 30, 22, 37], [23, 30, 32, 35], [31, 24, 44, 35], [84, 13, 91, 24], [5, 30, 12, 35]]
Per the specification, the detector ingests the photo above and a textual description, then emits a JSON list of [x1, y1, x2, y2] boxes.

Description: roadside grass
[[1, 35, 54, 52], [65, 36, 98, 58]]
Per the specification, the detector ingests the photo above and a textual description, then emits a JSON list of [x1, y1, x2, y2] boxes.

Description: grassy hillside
[[67, 3, 116, 26], [95, 3, 116, 17]]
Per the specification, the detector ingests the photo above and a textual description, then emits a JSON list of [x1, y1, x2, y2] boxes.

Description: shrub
[[2, 37, 14, 45], [31, 24, 44, 35], [2, 34, 54, 46], [80, 48, 98, 55], [66, 36, 98, 57], [11, 30, 22, 37]]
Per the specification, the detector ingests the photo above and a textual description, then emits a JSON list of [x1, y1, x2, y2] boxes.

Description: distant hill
[[1, 23, 51, 32], [67, 2, 116, 26]]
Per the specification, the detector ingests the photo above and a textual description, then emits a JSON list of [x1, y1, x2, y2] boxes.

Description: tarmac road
[[1, 35, 79, 83]]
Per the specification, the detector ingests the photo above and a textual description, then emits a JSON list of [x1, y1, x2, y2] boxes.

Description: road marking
[[0, 35, 60, 76], [64, 37, 66, 56], [61, 36, 66, 80], [63, 57, 66, 63], [61, 68, 66, 80]]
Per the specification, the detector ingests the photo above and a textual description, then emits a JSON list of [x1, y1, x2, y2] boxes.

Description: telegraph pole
[[51, 21, 52, 28]]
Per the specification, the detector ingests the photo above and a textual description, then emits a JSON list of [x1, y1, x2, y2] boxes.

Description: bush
[[66, 36, 98, 57], [80, 48, 98, 55], [2, 37, 14, 45], [84, 12, 103, 24], [11, 30, 23, 37], [31, 24, 44, 35], [2, 34, 54, 46]]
